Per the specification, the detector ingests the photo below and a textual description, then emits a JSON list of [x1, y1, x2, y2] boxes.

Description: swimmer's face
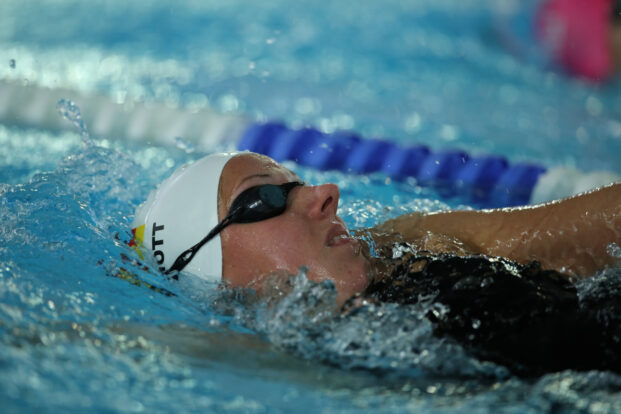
[[218, 153, 370, 306]]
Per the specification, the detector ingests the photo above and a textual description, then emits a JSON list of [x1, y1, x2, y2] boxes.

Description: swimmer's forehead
[[219, 153, 300, 209]]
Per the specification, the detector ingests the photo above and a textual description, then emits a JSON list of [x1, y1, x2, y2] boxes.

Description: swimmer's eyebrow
[[230, 174, 272, 201], [238, 173, 271, 186]]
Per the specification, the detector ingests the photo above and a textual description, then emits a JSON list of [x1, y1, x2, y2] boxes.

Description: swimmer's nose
[[296, 183, 340, 220]]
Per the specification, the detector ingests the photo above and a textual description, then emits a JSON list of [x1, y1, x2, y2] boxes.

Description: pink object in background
[[536, 0, 613, 82]]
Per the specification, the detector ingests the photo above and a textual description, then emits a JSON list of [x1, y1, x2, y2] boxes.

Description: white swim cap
[[131, 152, 240, 282]]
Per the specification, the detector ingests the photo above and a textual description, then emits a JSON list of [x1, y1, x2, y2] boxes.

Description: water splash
[[174, 136, 195, 154], [606, 242, 621, 259], [217, 268, 508, 379], [56, 98, 92, 147]]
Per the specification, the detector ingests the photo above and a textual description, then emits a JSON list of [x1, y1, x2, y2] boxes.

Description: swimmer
[[132, 151, 621, 307]]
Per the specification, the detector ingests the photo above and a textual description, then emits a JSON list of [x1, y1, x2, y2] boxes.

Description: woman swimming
[[131, 151, 621, 375], [133, 151, 620, 302]]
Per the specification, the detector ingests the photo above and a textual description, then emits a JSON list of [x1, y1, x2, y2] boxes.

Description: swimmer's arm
[[371, 182, 621, 277]]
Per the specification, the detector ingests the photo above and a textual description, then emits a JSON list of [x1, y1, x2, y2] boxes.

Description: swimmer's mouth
[[326, 224, 354, 247]]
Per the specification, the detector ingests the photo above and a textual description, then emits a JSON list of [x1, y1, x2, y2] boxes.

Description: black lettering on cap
[[152, 222, 165, 271]]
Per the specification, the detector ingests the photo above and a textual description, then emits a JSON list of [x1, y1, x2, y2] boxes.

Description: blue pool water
[[1, 0, 621, 412]]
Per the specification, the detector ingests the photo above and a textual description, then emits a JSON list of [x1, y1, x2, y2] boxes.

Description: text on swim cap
[[152, 223, 165, 272]]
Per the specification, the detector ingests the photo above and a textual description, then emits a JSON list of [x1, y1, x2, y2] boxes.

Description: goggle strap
[[165, 212, 237, 276]]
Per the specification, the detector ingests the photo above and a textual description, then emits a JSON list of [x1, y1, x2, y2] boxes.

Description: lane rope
[[1, 80, 617, 207]]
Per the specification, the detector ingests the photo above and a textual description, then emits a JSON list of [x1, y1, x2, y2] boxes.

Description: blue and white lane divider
[[0, 80, 618, 207]]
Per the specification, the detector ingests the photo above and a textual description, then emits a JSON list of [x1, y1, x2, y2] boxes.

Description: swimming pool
[[1, 0, 621, 412]]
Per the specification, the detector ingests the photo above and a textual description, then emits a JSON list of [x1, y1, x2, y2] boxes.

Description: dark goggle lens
[[230, 182, 302, 223]]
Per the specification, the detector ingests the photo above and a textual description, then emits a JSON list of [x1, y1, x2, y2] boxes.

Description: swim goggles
[[166, 181, 304, 275]]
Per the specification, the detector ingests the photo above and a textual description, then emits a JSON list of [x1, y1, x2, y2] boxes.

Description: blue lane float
[[238, 121, 547, 208]]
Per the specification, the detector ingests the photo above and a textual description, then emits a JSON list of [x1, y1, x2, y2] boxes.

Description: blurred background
[[1, 0, 620, 175]]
